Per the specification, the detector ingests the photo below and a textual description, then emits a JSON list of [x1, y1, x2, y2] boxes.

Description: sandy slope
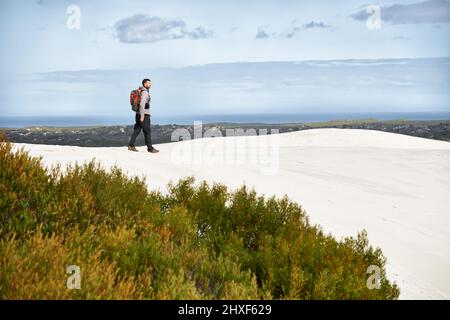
[[12, 128, 450, 299]]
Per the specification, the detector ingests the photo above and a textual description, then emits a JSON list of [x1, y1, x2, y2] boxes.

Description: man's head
[[142, 79, 152, 89]]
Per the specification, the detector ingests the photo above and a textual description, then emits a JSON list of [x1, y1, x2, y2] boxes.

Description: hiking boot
[[128, 145, 139, 152], [148, 148, 159, 153]]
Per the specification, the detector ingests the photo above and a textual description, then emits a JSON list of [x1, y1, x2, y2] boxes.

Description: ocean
[[1, 112, 450, 128]]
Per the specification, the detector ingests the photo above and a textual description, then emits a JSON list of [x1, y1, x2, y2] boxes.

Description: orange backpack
[[130, 88, 142, 112]]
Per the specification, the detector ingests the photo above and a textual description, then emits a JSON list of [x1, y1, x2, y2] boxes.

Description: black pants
[[129, 113, 154, 150]]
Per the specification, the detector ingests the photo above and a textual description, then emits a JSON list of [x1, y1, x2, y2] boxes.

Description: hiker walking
[[128, 79, 159, 153]]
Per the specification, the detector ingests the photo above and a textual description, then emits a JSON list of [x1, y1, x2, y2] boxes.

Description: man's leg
[[142, 115, 157, 152], [128, 113, 142, 147]]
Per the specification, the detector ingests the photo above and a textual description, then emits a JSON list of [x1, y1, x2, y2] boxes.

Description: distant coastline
[[3, 118, 450, 147], [1, 112, 450, 128]]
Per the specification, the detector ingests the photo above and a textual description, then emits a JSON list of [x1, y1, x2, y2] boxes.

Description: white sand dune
[[12, 128, 450, 299]]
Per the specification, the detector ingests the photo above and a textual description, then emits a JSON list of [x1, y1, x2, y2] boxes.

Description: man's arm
[[139, 90, 149, 122]]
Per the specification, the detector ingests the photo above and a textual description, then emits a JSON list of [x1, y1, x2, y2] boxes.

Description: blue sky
[[0, 0, 449, 117]]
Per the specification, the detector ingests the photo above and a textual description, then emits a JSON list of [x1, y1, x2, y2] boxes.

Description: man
[[128, 79, 159, 153]]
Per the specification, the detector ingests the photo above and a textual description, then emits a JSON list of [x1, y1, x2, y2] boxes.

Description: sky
[[0, 0, 449, 117]]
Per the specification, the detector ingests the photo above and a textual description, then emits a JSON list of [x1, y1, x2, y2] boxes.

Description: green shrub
[[0, 133, 399, 299]]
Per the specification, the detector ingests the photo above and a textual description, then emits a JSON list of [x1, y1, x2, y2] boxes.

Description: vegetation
[[4, 119, 450, 147], [0, 133, 399, 299]]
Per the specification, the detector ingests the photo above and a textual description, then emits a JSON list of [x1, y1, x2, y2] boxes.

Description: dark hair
[[142, 78, 151, 86]]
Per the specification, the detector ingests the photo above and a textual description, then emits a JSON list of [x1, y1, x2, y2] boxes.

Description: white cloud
[[114, 14, 213, 43], [255, 26, 270, 38], [302, 21, 330, 29], [29, 58, 450, 115], [256, 20, 331, 39]]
